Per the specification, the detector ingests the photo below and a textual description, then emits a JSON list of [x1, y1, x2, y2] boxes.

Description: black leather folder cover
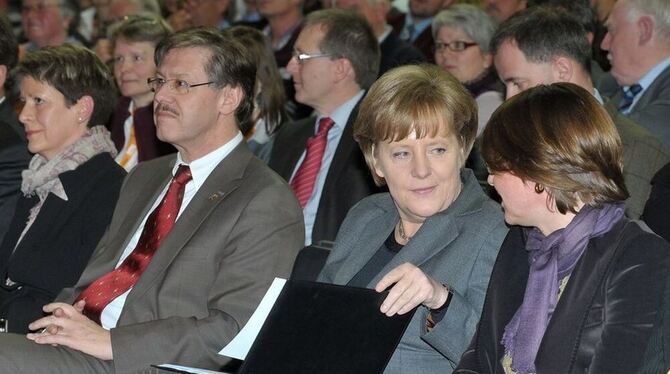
[[237, 280, 416, 374]]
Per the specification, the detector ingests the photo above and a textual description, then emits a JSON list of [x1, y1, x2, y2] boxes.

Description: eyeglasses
[[291, 50, 335, 65], [434, 40, 478, 53], [147, 77, 215, 94]]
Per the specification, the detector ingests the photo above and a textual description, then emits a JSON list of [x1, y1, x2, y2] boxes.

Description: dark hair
[[155, 27, 256, 131], [490, 6, 592, 73], [528, 0, 595, 33], [108, 14, 172, 46], [482, 82, 629, 214], [0, 14, 18, 72], [14, 44, 116, 127], [0, 14, 18, 93], [355, 64, 478, 186], [304, 9, 380, 89], [226, 25, 286, 136]]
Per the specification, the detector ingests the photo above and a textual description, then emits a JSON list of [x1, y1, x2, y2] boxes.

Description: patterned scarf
[[16, 126, 116, 246], [502, 203, 625, 373]]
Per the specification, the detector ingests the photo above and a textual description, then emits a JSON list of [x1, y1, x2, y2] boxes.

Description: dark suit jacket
[[455, 220, 670, 374], [379, 32, 426, 76], [268, 100, 380, 244], [107, 97, 175, 162], [20, 143, 303, 373], [609, 64, 670, 149], [0, 153, 125, 333], [0, 100, 30, 245], [388, 13, 435, 63], [642, 161, 670, 242]]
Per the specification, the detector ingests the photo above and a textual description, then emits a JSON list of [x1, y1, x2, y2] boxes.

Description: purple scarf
[[501, 203, 625, 373]]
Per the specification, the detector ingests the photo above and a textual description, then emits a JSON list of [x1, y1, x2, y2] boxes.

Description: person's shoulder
[[598, 217, 670, 257]]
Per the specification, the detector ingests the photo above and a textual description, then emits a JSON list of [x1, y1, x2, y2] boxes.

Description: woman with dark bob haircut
[[318, 64, 507, 373], [0, 44, 126, 333], [455, 82, 670, 374]]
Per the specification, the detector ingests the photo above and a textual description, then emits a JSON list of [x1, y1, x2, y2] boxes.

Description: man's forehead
[[157, 47, 210, 76]]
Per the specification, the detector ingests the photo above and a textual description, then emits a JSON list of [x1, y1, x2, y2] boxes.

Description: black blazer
[[388, 12, 435, 63], [268, 100, 380, 244], [379, 32, 426, 76], [643, 161, 670, 243], [0, 153, 126, 333], [0, 100, 30, 245], [107, 96, 176, 162], [455, 219, 670, 374]]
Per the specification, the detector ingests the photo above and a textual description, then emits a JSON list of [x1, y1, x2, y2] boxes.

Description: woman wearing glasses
[[0, 44, 125, 333], [432, 4, 502, 136], [108, 15, 175, 171]]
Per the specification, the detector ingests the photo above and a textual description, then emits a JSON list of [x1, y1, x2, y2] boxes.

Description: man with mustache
[[0, 28, 304, 373]]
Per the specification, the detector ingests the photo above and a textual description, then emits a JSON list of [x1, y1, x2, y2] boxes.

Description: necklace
[[397, 220, 411, 241]]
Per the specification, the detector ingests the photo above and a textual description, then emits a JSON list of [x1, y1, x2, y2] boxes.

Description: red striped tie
[[290, 117, 335, 207], [75, 165, 192, 324]]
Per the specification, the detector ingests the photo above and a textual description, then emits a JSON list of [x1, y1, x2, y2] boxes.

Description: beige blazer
[[53, 143, 305, 373]]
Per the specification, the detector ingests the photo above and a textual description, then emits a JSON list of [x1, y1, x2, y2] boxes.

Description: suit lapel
[[321, 101, 361, 192], [332, 209, 397, 285], [121, 144, 251, 307], [272, 117, 315, 181], [80, 160, 173, 283], [369, 213, 460, 287], [634, 64, 670, 113]]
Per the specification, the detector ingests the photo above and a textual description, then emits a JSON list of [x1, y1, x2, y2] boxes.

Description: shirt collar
[[628, 57, 670, 92], [378, 24, 392, 44], [316, 90, 365, 132], [405, 13, 433, 37], [172, 132, 243, 191], [592, 87, 604, 105]]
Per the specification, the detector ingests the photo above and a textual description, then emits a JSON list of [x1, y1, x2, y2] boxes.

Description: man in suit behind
[[333, 0, 425, 76], [600, 0, 670, 148], [0, 14, 30, 245], [269, 9, 381, 246], [0, 28, 304, 373], [388, 0, 452, 62], [491, 6, 669, 218]]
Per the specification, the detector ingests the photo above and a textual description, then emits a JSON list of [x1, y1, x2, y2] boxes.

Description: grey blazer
[[318, 169, 508, 374], [0, 143, 305, 374], [611, 64, 670, 149], [604, 101, 669, 218]]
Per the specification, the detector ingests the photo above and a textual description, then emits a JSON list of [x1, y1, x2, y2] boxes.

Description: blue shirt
[[401, 13, 433, 43], [290, 90, 365, 245], [622, 57, 670, 114]]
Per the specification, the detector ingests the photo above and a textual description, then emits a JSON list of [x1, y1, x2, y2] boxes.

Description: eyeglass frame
[[291, 50, 338, 65], [434, 40, 479, 53], [147, 77, 215, 94]]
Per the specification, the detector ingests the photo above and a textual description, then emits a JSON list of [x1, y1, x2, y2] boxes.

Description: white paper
[[218, 277, 287, 360], [155, 363, 232, 374]]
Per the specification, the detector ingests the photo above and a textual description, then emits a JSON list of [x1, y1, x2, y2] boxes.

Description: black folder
[[236, 280, 416, 374], [154, 280, 416, 374]]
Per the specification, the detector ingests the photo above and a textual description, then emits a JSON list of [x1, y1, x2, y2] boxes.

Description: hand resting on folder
[[376, 263, 450, 316]]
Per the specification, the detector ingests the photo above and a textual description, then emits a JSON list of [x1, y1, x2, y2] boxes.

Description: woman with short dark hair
[[455, 82, 670, 374], [0, 44, 126, 334]]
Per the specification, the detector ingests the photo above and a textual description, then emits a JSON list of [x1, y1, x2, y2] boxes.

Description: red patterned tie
[[76, 165, 192, 324], [290, 117, 335, 207]]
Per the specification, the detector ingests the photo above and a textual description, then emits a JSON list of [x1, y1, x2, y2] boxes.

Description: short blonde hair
[[482, 82, 629, 214], [354, 64, 478, 186]]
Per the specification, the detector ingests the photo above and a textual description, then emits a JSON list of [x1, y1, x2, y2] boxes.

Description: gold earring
[[534, 183, 545, 193]]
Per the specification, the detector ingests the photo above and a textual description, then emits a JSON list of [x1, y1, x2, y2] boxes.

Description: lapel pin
[[208, 191, 225, 201]]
